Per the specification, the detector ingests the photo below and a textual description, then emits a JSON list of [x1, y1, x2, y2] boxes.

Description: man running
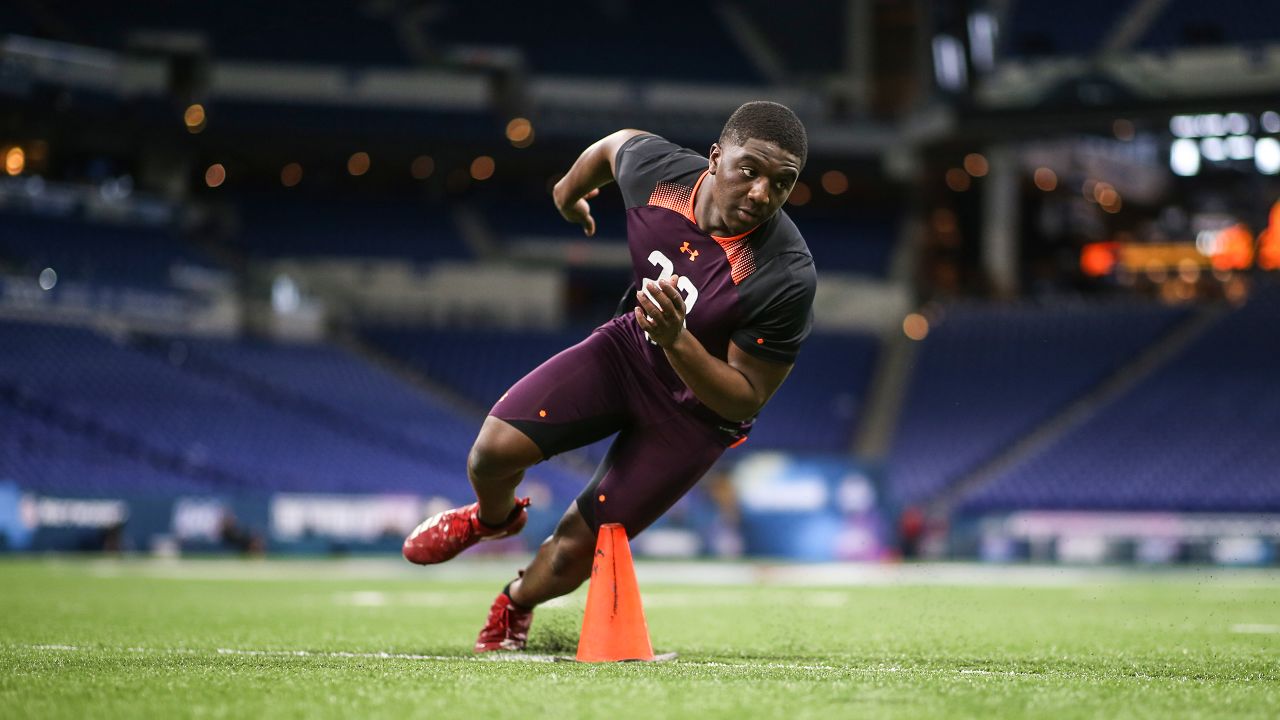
[[403, 101, 816, 652]]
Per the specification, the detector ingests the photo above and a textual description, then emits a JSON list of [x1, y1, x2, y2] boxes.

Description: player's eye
[[740, 167, 755, 178]]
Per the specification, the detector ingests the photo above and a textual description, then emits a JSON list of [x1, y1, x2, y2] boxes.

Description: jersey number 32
[[642, 250, 699, 342]]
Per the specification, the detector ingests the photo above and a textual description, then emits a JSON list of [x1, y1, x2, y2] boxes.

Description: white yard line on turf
[[4, 644, 1064, 677], [1230, 623, 1280, 634], [8, 644, 902, 672]]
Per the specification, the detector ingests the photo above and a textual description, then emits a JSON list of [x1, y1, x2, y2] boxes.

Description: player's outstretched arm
[[636, 277, 793, 422], [552, 129, 647, 236]]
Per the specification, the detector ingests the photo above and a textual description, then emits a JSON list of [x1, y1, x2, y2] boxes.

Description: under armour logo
[[679, 241, 699, 261]]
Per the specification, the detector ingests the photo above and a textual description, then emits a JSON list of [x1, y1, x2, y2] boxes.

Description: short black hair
[[719, 101, 808, 168]]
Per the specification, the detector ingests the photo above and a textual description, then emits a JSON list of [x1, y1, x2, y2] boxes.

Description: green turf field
[[1, 558, 1276, 719]]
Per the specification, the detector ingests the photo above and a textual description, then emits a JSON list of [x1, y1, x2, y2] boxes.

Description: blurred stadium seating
[[0, 211, 218, 291], [887, 299, 1189, 508], [0, 319, 586, 499], [233, 194, 470, 261], [960, 282, 1280, 513]]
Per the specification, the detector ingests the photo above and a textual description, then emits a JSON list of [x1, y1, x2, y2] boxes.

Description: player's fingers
[[586, 188, 600, 199], [636, 285, 663, 316], [643, 280, 675, 314], [584, 213, 596, 237], [634, 306, 655, 330], [660, 276, 685, 307]]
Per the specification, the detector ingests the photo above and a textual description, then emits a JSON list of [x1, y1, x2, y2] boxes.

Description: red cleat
[[474, 591, 533, 653], [402, 497, 531, 565]]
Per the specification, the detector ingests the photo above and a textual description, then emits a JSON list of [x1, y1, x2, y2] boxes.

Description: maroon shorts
[[490, 320, 739, 537]]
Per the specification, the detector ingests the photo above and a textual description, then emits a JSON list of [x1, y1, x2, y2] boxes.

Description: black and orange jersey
[[607, 133, 816, 423]]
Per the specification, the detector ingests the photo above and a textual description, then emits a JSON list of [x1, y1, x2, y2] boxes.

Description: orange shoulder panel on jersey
[[647, 181, 695, 223]]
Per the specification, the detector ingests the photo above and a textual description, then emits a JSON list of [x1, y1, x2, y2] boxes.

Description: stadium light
[[205, 163, 226, 188], [506, 118, 534, 148], [1170, 116, 1194, 138], [348, 152, 371, 176], [1171, 112, 1262, 138], [1170, 139, 1200, 176], [281, 163, 303, 187], [1200, 137, 1226, 162], [963, 153, 988, 177], [931, 35, 967, 92], [411, 155, 434, 180], [1225, 113, 1251, 135], [820, 170, 848, 195], [967, 12, 997, 72], [184, 104, 206, 134], [272, 274, 301, 314], [1093, 183, 1117, 205], [1255, 138, 1280, 175], [5, 146, 24, 175], [903, 313, 929, 341], [1033, 167, 1057, 191], [470, 156, 495, 181], [1226, 136, 1255, 160]]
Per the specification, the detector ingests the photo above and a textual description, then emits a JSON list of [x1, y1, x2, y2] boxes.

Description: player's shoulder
[[735, 209, 815, 313], [753, 209, 814, 276], [614, 134, 706, 207], [615, 133, 705, 172]]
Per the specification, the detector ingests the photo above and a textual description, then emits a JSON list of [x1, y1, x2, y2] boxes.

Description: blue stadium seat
[[0, 213, 217, 291], [960, 283, 1280, 513], [747, 332, 878, 453], [0, 320, 587, 502], [233, 195, 470, 261], [887, 299, 1187, 508]]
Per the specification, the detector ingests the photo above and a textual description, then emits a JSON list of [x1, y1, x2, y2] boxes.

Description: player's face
[[708, 138, 802, 235]]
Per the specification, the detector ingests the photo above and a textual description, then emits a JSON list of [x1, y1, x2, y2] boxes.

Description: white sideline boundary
[[12, 643, 839, 670], [11, 643, 1250, 680], [15, 644, 1024, 674]]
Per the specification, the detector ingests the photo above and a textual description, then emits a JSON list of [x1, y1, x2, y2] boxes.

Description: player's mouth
[[736, 207, 758, 222]]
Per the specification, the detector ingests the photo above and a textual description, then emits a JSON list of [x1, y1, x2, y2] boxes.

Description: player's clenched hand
[[557, 188, 599, 236], [635, 276, 686, 348]]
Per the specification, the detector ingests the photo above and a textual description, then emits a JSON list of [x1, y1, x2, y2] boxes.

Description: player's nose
[[748, 178, 770, 205]]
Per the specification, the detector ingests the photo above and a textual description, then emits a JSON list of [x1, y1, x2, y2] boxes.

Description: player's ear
[[708, 143, 721, 174]]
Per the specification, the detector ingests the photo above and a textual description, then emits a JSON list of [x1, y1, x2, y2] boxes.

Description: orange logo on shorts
[[679, 241, 699, 261]]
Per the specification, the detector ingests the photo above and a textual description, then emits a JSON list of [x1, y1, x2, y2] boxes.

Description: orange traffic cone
[[575, 523, 655, 662]]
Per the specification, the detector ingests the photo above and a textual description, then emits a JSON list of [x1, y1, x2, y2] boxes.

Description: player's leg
[[467, 416, 542, 526], [506, 502, 596, 607], [473, 503, 595, 652], [474, 413, 733, 652], [403, 331, 629, 566]]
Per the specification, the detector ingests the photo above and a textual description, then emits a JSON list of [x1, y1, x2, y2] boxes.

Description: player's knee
[[465, 442, 498, 484], [467, 437, 518, 485], [467, 420, 541, 485]]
